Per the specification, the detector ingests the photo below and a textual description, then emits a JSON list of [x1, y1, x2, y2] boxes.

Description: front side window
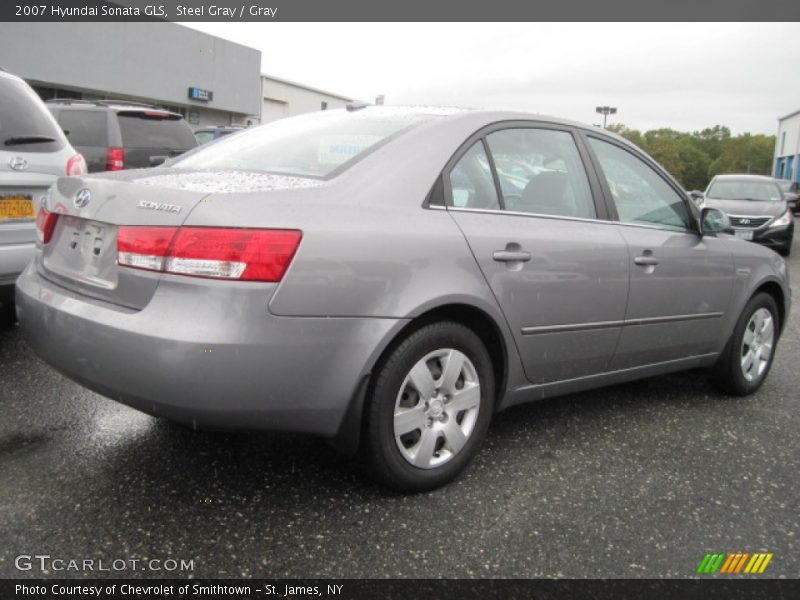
[[486, 128, 595, 219], [589, 137, 691, 231], [448, 142, 500, 210]]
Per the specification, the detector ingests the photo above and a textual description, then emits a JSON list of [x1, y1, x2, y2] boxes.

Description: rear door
[[446, 124, 629, 384], [584, 134, 734, 369], [115, 111, 198, 169]]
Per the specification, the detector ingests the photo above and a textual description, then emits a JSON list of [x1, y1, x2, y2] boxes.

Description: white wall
[[776, 112, 800, 159], [260, 76, 353, 124]]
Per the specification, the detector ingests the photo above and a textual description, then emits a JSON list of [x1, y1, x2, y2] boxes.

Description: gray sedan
[[15, 107, 790, 491]]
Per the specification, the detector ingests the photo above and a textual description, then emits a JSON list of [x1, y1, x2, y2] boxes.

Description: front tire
[[363, 321, 495, 492], [711, 293, 779, 396]]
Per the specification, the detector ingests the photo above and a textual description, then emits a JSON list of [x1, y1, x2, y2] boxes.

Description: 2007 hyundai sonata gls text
[[16, 107, 790, 491]]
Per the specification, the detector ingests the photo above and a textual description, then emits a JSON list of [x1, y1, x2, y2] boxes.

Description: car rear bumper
[[16, 263, 404, 437]]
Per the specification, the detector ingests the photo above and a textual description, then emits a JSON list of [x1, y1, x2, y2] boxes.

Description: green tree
[[606, 123, 645, 149], [690, 125, 731, 161], [644, 135, 684, 181], [676, 138, 712, 191], [707, 134, 776, 179]]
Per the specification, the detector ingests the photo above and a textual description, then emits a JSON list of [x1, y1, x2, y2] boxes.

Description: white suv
[[0, 68, 85, 325]]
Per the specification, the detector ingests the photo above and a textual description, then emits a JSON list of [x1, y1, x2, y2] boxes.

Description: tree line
[[605, 124, 776, 191]]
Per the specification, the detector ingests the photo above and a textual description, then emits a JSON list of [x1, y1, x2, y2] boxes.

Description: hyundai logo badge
[[74, 188, 91, 209], [8, 156, 28, 171]]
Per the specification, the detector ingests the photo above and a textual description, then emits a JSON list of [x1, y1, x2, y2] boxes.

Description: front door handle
[[634, 254, 660, 267], [493, 249, 531, 263]]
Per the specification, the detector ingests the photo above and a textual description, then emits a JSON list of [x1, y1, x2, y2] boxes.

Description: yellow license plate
[[0, 196, 35, 220]]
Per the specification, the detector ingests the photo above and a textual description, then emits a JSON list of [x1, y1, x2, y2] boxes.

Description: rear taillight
[[117, 227, 302, 282], [36, 206, 58, 244], [106, 147, 124, 171], [66, 154, 87, 176]]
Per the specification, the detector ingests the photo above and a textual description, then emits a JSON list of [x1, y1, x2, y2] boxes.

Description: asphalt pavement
[[1, 229, 798, 579]]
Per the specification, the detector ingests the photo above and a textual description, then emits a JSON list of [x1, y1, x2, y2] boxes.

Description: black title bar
[[2, 0, 799, 22]]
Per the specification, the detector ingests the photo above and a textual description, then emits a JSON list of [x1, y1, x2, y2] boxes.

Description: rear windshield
[[0, 76, 66, 153], [118, 113, 198, 151], [57, 110, 108, 146], [173, 109, 436, 178], [707, 180, 783, 202]]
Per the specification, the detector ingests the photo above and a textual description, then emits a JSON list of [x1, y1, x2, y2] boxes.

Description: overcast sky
[[182, 23, 798, 135]]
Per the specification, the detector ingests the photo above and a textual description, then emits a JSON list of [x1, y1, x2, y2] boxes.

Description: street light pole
[[595, 106, 617, 129]]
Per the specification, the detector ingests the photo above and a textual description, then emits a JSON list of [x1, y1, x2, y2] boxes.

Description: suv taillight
[[36, 206, 58, 244], [66, 154, 87, 176], [117, 227, 302, 282], [106, 147, 124, 171]]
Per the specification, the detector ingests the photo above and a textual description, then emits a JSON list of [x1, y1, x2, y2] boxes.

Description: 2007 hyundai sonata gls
[[17, 107, 790, 491]]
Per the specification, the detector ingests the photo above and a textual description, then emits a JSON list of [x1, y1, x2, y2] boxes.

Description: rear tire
[[362, 321, 494, 492], [711, 293, 779, 396]]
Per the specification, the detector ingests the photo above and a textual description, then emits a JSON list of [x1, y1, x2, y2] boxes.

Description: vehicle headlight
[[769, 208, 793, 228]]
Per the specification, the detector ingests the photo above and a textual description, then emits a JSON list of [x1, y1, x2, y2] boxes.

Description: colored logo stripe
[[697, 552, 773, 574]]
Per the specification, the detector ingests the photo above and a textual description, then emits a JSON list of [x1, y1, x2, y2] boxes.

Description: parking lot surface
[[1, 231, 799, 579]]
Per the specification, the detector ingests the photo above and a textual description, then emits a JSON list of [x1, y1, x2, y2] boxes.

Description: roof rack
[[45, 98, 163, 110]]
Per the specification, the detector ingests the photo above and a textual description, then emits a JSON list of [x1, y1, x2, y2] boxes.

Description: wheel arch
[[753, 279, 787, 334], [331, 301, 512, 456]]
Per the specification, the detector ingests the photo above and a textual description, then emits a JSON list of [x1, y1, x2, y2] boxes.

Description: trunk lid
[[38, 170, 211, 309]]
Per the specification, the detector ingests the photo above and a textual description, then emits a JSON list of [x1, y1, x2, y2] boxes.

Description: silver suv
[[0, 69, 85, 324]]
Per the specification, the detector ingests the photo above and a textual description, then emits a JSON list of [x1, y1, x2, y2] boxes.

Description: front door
[[585, 135, 734, 369]]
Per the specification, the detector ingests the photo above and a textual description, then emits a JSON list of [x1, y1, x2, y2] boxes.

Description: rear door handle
[[493, 250, 531, 263], [634, 255, 660, 266]]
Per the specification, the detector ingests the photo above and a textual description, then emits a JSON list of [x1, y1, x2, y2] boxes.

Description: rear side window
[[0, 76, 65, 153], [117, 113, 197, 151], [57, 110, 108, 146], [486, 128, 596, 219], [449, 142, 500, 210]]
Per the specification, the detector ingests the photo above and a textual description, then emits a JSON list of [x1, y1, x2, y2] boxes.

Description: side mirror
[[688, 190, 705, 205], [149, 155, 167, 167], [700, 207, 731, 235]]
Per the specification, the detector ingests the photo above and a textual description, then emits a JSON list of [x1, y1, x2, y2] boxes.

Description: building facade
[[0, 22, 262, 128], [774, 109, 800, 182], [261, 75, 354, 124]]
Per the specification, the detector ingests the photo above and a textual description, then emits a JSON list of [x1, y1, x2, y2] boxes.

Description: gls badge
[[137, 200, 182, 214]]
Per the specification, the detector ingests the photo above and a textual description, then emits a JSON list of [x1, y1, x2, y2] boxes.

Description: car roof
[[0, 69, 26, 84], [345, 105, 625, 139], [196, 126, 244, 132], [46, 98, 183, 117]]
